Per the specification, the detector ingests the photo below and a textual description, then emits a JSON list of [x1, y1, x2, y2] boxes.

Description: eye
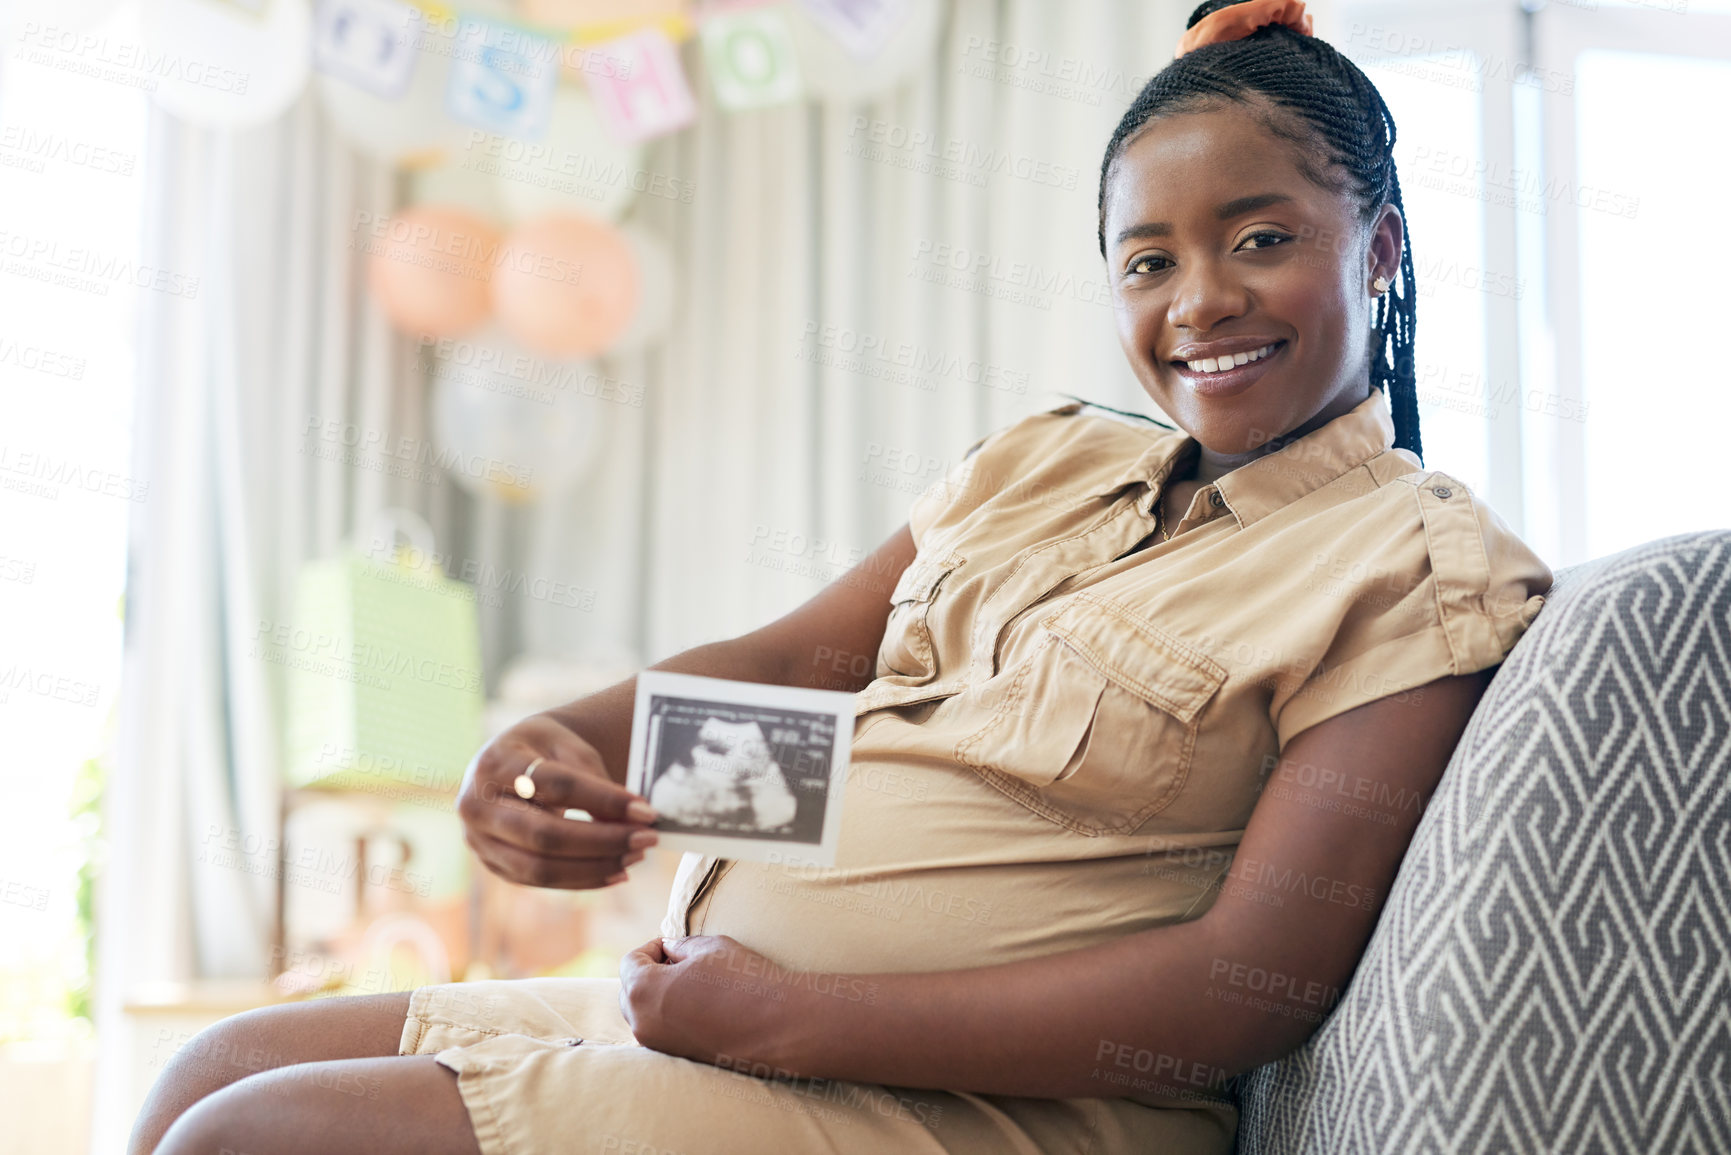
[[1124, 230, 1292, 277], [1239, 229, 1292, 250]]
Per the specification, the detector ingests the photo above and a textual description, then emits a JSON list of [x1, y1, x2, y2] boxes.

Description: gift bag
[[281, 508, 485, 796]]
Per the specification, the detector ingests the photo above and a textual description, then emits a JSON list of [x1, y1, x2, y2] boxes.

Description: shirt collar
[[1088, 391, 1408, 528]]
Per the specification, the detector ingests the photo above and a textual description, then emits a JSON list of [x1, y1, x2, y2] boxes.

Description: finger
[[618, 940, 663, 985], [665, 935, 729, 964], [486, 797, 659, 861], [507, 720, 655, 817], [494, 749, 658, 826], [467, 827, 631, 890]]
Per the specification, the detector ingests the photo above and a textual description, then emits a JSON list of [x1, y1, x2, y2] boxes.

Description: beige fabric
[[398, 976, 1233, 1153], [663, 388, 1551, 1140], [404, 389, 1549, 1154]]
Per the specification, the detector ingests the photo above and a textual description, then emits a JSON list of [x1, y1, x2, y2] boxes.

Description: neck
[[1186, 384, 1373, 486]]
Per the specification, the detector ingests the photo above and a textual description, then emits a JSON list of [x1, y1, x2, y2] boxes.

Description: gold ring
[[514, 757, 544, 800]]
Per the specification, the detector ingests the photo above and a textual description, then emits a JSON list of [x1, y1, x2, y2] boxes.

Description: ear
[[1367, 202, 1405, 291]]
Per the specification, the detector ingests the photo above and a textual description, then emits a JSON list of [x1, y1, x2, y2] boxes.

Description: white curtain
[[90, 0, 1218, 1147], [540, 0, 1193, 660]]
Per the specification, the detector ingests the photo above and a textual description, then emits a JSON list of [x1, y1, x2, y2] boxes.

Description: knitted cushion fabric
[[1229, 530, 1731, 1155]]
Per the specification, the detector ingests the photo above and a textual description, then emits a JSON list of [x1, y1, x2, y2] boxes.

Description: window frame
[[1338, 0, 1731, 565]]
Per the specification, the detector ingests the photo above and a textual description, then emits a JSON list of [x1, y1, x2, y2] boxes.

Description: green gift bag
[[281, 509, 485, 797]]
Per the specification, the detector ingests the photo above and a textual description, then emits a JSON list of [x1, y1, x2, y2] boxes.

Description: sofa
[[1228, 530, 1731, 1155]]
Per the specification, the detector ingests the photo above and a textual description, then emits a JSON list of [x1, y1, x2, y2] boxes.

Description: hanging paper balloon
[[607, 225, 675, 357], [490, 213, 638, 358], [484, 86, 644, 223], [314, 2, 472, 165], [365, 205, 501, 338], [786, 0, 941, 104], [138, 0, 313, 128], [428, 322, 603, 503]]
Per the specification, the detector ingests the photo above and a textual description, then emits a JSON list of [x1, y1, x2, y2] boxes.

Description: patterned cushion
[[1229, 530, 1731, 1154]]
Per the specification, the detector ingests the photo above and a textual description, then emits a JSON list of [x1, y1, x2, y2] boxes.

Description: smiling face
[[1102, 98, 1404, 464]]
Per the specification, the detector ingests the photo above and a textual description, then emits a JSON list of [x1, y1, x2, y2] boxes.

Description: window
[[1343, 0, 1731, 568], [1358, 50, 1492, 495], [1573, 49, 1731, 559], [0, 5, 149, 1051]]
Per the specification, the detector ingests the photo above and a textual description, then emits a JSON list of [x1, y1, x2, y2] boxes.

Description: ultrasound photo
[[626, 671, 854, 865]]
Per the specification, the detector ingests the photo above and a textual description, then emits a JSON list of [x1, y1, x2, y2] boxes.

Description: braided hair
[[1096, 0, 1423, 464]]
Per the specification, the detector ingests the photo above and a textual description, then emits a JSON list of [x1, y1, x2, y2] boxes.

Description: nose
[[1166, 256, 1250, 336]]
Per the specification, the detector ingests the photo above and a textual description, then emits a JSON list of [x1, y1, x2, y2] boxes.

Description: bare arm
[[541, 521, 917, 784], [456, 524, 918, 888], [640, 666, 1492, 1099]]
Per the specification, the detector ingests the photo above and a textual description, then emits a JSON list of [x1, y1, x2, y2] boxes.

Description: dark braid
[[1095, 0, 1423, 465]]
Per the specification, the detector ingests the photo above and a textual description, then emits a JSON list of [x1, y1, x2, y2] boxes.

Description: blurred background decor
[[282, 507, 485, 795]]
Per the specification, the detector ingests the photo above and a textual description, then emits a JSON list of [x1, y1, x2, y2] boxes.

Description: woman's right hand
[[455, 712, 660, 889]]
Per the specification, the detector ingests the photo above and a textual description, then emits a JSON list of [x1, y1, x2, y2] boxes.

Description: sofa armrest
[[1229, 531, 1731, 1155]]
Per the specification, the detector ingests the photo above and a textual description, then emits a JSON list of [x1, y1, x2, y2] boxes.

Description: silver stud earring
[[1372, 274, 1390, 296]]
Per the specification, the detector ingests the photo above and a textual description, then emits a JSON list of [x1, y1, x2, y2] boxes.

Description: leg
[[128, 992, 413, 1155], [154, 1055, 482, 1155]]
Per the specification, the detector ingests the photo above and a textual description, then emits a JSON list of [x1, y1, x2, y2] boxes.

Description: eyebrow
[[1113, 193, 1296, 246]]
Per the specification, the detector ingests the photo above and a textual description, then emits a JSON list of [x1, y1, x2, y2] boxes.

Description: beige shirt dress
[[397, 389, 1554, 1154]]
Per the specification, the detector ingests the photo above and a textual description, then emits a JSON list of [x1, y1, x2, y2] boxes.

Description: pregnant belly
[[682, 739, 1230, 976]]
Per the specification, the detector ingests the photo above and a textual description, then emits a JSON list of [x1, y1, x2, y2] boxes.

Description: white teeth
[[1186, 342, 1279, 374]]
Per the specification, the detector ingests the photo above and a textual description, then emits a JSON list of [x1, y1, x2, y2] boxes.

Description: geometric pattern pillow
[[1230, 530, 1731, 1155]]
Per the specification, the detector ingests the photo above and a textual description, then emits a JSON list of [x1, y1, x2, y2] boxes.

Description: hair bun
[[1185, 0, 1247, 29], [1176, 0, 1314, 57]]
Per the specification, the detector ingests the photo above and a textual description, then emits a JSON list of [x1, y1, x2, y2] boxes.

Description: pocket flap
[[889, 550, 965, 604], [854, 677, 964, 716], [1040, 593, 1225, 724]]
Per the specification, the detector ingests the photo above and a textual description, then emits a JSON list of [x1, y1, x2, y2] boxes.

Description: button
[[1432, 485, 1452, 500], [1209, 491, 1224, 508]]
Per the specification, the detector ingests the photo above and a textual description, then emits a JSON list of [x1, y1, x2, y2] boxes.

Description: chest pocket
[[877, 550, 965, 683], [953, 593, 1226, 836]]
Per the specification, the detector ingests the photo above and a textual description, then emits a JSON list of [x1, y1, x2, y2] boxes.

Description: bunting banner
[[300, 0, 929, 147], [315, 0, 420, 99], [700, 7, 801, 110], [292, 0, 936, 387], [582, 26, 699, 143], [445, 15, 563, 138], [800, 0, 909, 59]]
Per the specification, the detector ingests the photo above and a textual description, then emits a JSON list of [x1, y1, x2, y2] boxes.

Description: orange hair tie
[[1174, 0, 1314, 58]]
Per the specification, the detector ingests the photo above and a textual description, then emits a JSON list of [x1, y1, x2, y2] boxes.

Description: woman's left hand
[[618, 934, 792, 1072]]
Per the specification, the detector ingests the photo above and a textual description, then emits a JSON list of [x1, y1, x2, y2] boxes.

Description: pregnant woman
[[132, 1, 1552, 1152]]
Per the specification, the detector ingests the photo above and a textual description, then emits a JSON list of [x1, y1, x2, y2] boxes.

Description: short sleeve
[[906, 403, 1080, 551], [1272, 472, 1553, 751]]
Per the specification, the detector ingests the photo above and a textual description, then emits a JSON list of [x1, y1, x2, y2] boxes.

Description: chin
[[1144, 384, 1248, 444], [1192, 407, 1292, 457]]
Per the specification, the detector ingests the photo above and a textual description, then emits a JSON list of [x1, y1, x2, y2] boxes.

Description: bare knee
[[129, 991, 414, 1155], [154, 1056, 480, 1155], [151, 1079, 256, 1155]]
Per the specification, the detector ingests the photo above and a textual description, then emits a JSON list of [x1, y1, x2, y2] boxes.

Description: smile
[[1170, 340, 1286, 398], [1173, 341, 1281, 374]]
